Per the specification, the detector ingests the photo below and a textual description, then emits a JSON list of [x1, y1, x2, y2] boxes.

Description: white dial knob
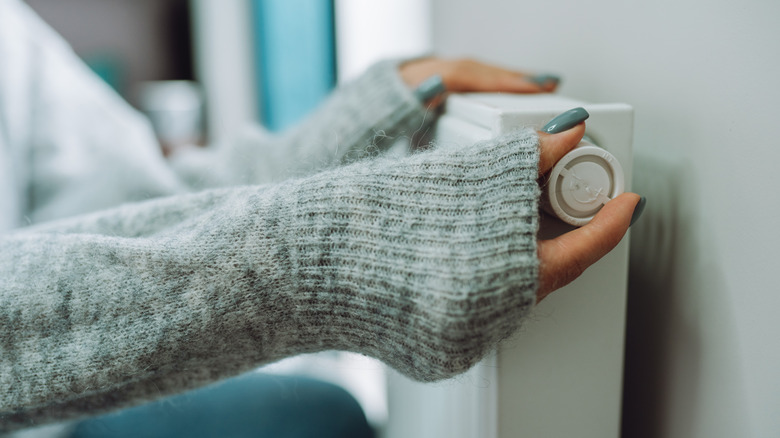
[[543, 141, 625, 226]]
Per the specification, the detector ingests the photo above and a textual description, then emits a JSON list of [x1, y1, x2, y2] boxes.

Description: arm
[[1, 113, 640, 431], [169, 57, 561, 189], [170, 60, 432, 189], [1, 128, 542, 430]]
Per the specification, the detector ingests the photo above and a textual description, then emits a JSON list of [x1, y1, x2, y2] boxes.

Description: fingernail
[[413, 74, 446, 103], [542, 107, 589, 133], [529, 74, 561, 86], [630, 196, 647, 227]]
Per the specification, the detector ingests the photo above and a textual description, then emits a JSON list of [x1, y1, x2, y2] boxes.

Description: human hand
[[399, 57, 559, 96], [536, 121, 644, 302]]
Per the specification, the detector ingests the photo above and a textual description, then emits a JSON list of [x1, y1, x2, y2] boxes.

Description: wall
[[431, 1, 779, 437], [334, 0, 432, 83]]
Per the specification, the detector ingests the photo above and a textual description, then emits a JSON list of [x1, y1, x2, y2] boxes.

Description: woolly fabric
[[0, 129, 541, 430], [168, 57, 432, 191]]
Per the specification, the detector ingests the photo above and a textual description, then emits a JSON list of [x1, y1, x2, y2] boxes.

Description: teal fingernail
[[630, 196, 647, 227], [529, 74, 561, 86], [542, 107, 589, 133], [413, 75, 446, 103]]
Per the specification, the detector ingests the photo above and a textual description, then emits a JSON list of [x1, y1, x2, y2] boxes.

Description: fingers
[[399, 58, 559, 95], [536, 193, 641, 302], [445, 60, 552, 94], [537, 123, 585, 176]]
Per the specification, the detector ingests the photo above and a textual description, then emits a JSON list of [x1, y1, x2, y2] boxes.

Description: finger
[[464, 65, 560, 93], [444, 60, 546, 94], [470, 69, 560, 94], [401, 58, 558, 95], [537, 123, 585, 176], [493, 72, 550, 93], [455, 69, 546, 94], [526, 74, 561, 92], [494, 72, 560, 93], [537, 193, 641, 302]]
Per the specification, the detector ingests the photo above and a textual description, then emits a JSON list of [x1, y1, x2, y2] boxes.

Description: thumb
[[536, 193, 641, 302]]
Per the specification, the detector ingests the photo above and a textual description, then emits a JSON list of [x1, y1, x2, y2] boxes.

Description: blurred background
[[24, 0, 780, 437], [26, 0, 432, 153]]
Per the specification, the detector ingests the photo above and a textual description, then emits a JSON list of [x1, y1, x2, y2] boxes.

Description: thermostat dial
[[542, 141, 625, 226]]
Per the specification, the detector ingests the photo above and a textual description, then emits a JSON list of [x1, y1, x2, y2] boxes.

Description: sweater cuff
[[359, 58, 428, 117], [333, 59, 431, 161]]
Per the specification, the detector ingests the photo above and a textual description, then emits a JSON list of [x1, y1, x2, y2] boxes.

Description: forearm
[[171, 60, 431, 188], [1, 128, 541, 430], [0, 183, 316, 429]]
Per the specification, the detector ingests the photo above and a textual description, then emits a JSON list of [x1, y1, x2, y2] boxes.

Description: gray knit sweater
[[1, 127, 541, 429], [0, 4, 541, 428]]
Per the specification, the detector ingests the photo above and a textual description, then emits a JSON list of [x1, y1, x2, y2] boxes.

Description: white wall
[[334, 0, 432, 83], [431, 1, 779, 437]]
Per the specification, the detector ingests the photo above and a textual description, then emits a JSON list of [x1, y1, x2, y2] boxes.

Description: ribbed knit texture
[[0, 128, 540, 430]]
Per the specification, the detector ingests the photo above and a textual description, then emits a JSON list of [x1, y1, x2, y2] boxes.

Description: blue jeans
[[69, 373, 374, 438]]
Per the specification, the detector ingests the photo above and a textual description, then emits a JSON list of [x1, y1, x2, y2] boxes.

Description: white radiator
[[386, 93, 634, 438]]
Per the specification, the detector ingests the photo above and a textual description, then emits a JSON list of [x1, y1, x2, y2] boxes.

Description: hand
[[536, 123, 641, 302], [400, 57, 559, 95]]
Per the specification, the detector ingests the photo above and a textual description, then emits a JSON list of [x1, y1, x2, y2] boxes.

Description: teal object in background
[[84, 53, 124, 93], [70, 373, 374, 438], [251, 0, 336, 132]]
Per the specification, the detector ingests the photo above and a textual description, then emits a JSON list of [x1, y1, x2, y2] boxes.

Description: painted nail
[[529, 74, 561, 86], [413, 74, 446, 103], [630, 196, 647, 227], [542, 107, 589, 133]]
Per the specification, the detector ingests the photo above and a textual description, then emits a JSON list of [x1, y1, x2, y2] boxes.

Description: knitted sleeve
[[170, 60, 432, 189], [1, 0, 429, 222], [0, 128, 541, 431]]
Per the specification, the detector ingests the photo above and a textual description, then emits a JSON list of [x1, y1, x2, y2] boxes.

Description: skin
[[400, 57, 557, 93], [400, 57, 641, 303], [535, 126, 639, 302]]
